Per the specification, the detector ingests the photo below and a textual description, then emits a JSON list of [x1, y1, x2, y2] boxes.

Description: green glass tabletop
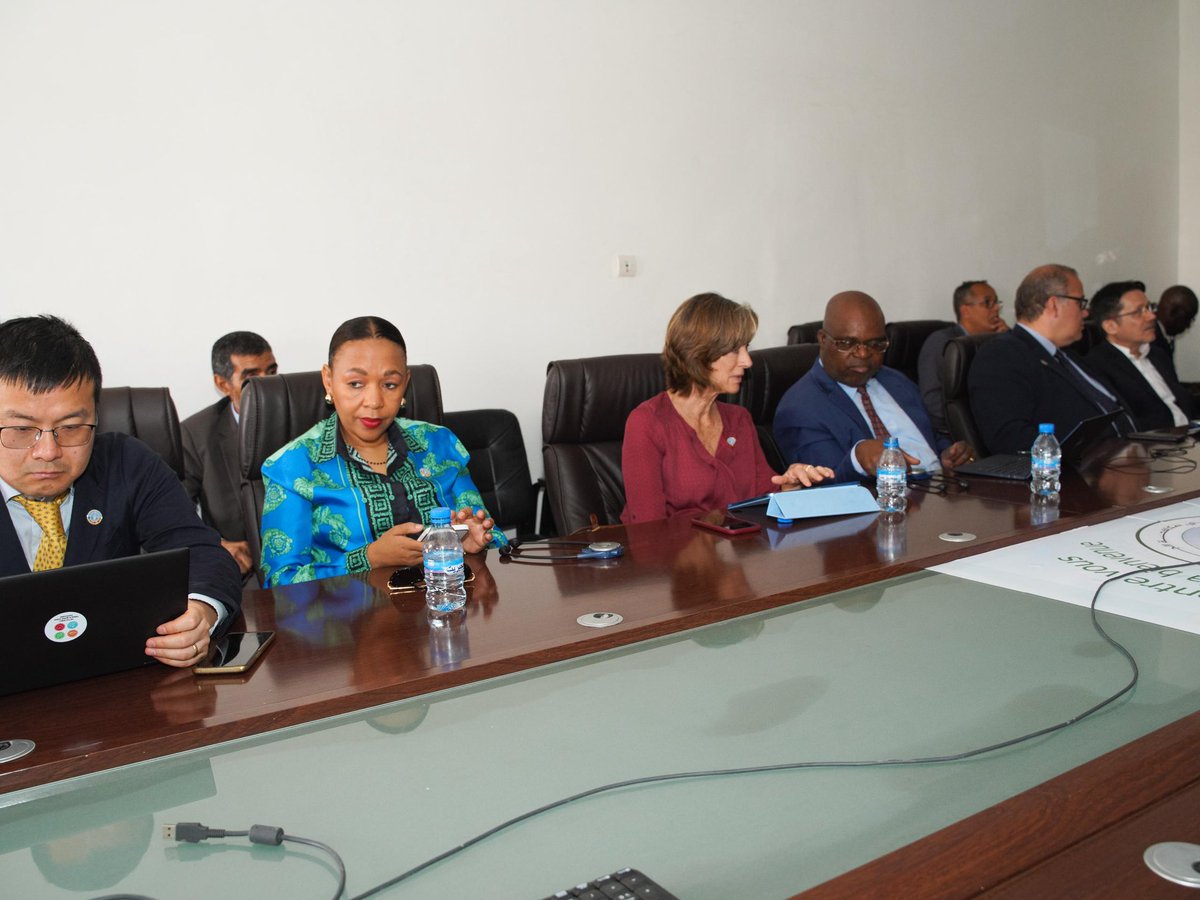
[[2, 569, 1197, 899]]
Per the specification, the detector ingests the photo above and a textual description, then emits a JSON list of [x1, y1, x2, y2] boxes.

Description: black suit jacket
[[1151, 320, 1175, 360], [0, 432, 242, 624], [1086, 341, 1194, 431], [968, 325, 1121, 455], [181, 397, 244, 541]]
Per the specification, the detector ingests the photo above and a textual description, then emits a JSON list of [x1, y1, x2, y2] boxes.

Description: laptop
[[954, 410, 1125, 481], [0, 548, 189, 696]]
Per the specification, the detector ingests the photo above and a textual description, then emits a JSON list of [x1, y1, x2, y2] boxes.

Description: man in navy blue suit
[[969, 264, 1129, 455], [773, 291, 975, 482], [0, 315, 241, 667]]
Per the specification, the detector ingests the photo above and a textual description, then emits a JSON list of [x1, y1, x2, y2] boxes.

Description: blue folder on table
[[729, 483, 880, 521]]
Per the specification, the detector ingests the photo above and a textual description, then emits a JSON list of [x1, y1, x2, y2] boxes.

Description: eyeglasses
[[1054, 294, 1090, 311], [966, 298, 1003, 310], [0, 424, 97, 450], [1110, 302, 1158, 319], [824, 335, 890, 355]]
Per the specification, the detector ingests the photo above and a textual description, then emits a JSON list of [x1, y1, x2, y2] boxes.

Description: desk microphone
[[0, 739, 35, 764], [1145, 842, 1200, 886]]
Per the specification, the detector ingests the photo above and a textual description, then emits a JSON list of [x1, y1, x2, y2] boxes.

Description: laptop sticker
[[44, 611, 87, 643]]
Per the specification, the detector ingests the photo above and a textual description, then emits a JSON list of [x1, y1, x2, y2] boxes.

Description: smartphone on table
[[691, 511, 762, 536], [195, 631, 275, 675]]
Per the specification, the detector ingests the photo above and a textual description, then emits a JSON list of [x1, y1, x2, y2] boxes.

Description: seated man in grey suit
[[773, 291, 974, 481], [181, 332, 277, 577], [1086, 281, 1194, 431], [970, 264, 1129, 455], [0, 315, 241, 667], [917, 279, 1004, 438]]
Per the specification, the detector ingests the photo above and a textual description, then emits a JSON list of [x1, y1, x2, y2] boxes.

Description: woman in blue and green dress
[[259, 316, 504, 586]]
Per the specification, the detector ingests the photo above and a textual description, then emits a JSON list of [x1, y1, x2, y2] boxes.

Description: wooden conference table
[[2, 438, 1200, 897]]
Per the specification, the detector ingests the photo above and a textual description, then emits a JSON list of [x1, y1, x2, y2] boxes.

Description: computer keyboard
[[542, 866, 681, 899]]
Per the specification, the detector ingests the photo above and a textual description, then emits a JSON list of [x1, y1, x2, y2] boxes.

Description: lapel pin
[[86, 509, 103, 526], [727, 436, 737, 446]]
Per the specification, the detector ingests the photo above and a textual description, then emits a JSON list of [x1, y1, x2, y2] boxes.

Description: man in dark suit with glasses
[[969, 264, 1128, 455], [1085, 281, 1194, 432], [0, 315, 241, 668]]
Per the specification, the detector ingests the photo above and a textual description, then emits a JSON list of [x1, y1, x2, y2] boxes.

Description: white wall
[[1180, 0, 1200, 378], [0, 1, 1184, 471]]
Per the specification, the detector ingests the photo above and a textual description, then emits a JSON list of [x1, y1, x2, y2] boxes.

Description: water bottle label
[[425, 558, 464, 575]]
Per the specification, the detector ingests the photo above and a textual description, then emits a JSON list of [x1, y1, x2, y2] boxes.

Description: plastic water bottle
[[423, 507, 466, 614], [1030, 423, 1061, 497], [876, 436, 907, 513]]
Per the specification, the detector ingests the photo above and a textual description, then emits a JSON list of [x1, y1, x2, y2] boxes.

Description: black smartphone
[[195, 631, 275, 675], [692, 512, 762, 536], [387, 563, 477, 594]]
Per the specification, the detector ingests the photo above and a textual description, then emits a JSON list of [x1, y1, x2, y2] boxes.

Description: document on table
[[930, 499, 1200, 635]]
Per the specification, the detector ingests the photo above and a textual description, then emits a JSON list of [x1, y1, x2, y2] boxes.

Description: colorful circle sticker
[[44, 611, 87, 643]]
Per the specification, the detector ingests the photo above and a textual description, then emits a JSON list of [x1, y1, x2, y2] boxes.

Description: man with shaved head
[[773, 291, 974, 482], [1154, 284, 1198, 358], [969, 264, 1127, 455]]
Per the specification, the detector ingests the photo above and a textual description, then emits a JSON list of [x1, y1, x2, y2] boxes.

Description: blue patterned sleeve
[[259, 445, 321, 586], [431, 426, 510, 550]]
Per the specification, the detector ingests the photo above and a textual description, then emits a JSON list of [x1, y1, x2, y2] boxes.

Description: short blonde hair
[[662, 293, 758, 394]]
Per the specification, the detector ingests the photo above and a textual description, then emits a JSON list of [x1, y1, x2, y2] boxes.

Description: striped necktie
[[14, 492, 69, 571], [857, 386, 890, 439]]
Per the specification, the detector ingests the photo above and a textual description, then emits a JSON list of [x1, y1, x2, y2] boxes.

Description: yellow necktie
[[14, 493, 69, 571]]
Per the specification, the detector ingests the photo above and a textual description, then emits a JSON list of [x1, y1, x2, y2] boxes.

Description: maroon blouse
[[620, 392, 777, 524]]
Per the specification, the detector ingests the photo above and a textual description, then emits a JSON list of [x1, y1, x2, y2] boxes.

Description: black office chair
[[97, 386, 185, 480], [942, 332, 1000, 454], [442, 408, 540, 539], [1062, 322, 1103, 358], [542, 353, 665, 534], [787, 321, 822, 345], [732, 343, 820, 471], [238, 367, 444, 580], [883, 319, 954, 383]]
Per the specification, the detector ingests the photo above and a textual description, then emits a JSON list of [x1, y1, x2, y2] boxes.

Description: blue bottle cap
[[1038, 423, 1054, 434], [430, 506, 452, 526], [883, 436, 900, 449]]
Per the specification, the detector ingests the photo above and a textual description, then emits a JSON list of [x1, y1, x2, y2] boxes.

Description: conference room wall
[[0, 1, 1184, 478], [1180, 0, 1200, 377]]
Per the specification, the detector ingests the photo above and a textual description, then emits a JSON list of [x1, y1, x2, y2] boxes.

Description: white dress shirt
[[1113, 341, 1188, 426], [836, 377, 940, 476]]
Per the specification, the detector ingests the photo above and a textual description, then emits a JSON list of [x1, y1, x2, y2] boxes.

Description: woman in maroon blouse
[[621, 293, 833, 523]]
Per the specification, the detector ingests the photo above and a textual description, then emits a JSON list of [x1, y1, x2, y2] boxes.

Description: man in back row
[[182, 331, 277, 576], [0, 315, 241, 667], [969, 264, 1128, 455], [918, 279, 1005, 439], [1154, 284, 1198, 358], [773, 291, 974, 480]]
